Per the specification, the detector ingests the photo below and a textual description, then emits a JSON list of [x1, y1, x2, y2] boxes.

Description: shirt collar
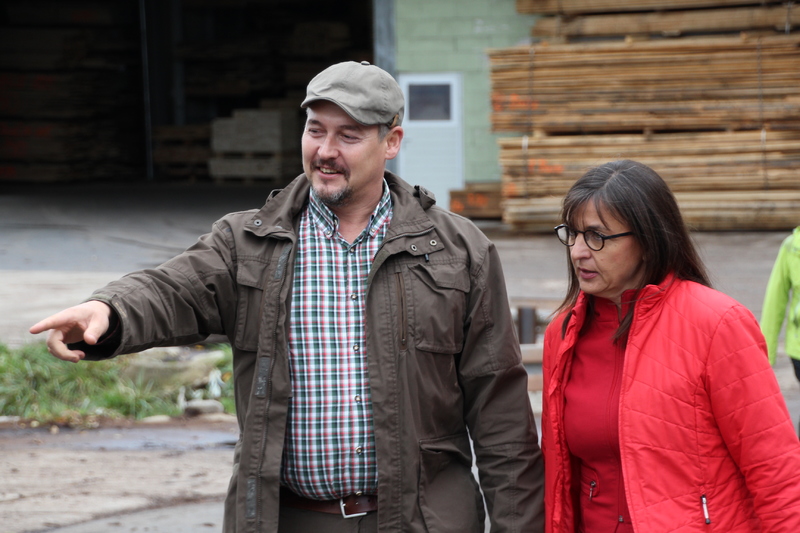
[[308, 180, 393, 241]]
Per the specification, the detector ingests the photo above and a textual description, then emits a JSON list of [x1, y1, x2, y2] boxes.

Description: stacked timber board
[[152, 124, 212, 181], [449, 182, 505, 219], [0, 1, 144, 182], [208, 108, 301, 183], [491, 1, 800, 232]]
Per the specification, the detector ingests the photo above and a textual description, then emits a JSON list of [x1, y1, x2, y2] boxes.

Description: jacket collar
[[570, 272, 679, 328], [243, 171, 439, 243]]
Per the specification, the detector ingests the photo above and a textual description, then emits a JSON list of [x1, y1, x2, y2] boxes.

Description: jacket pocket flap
[[236, 259, 268, 289], [419, 432, 471, 458], [412, 264, 470, 293]]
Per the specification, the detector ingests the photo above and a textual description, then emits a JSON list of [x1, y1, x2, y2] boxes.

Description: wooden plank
[[533, 6, 800, 39], [516, 0, 771, 16]]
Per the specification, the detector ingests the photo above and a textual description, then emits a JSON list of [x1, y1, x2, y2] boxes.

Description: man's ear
[[384, 126, 404, 160]]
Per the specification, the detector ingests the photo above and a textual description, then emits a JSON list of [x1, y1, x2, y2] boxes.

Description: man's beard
[[310, 158, 352, 208], [314, 183, 352, 208]]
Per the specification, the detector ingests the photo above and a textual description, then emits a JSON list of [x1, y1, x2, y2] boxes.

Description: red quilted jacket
[[542, 275, 800, 532]]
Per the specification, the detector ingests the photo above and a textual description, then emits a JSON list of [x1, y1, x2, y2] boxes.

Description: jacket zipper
[[701, 494, 711, 524], [395, 272, 407, 350], [588, 480, 596, 500]]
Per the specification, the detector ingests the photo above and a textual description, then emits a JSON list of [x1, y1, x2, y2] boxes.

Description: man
[[30, 61, 544, 532]]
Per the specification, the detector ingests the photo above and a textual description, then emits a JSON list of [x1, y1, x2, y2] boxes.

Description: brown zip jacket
[[83, 172, 544, 532]]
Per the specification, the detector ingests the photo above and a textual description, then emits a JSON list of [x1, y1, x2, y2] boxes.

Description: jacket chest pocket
[[406, 263, 470, 355], [233, 258, 270, 352]]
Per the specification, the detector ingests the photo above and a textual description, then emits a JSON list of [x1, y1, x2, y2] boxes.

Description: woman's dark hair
[[555, 160, 711, 341]]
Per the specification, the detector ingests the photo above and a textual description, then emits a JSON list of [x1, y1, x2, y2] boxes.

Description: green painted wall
[[395, 0, 536, 184]]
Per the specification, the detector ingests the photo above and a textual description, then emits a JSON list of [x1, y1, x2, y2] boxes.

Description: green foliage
[[0, 342, 236, 427]]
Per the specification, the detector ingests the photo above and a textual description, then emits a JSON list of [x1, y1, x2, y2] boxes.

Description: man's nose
[[318, 135, 338, 158]]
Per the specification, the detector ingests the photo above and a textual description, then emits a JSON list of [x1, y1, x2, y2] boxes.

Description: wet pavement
[[1, 181, 798, 532], [1, 424, 238, 453], [42, 501, 225, 533]]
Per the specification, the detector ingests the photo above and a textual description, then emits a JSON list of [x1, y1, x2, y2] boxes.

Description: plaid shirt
[[281, 182, 392, 500]]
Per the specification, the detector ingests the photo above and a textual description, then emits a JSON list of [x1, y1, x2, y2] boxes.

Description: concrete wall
[[395, 0, 536, 184]]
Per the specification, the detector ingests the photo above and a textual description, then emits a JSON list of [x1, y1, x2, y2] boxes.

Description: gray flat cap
[[301, 61, 404, 127]]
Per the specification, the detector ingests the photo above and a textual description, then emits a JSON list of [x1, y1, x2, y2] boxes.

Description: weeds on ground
[[0, 342, 235, 428]]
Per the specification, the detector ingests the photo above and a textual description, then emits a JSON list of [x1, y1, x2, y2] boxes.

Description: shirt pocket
[[233, 258, 269, 352], [407, 263, 470, 355]]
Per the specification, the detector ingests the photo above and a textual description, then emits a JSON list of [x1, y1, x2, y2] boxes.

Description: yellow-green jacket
[[761, 227, 800, 364]]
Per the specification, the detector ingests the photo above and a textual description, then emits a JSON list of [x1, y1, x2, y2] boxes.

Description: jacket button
[[429, 239, 437, 246], [253, 219, 262, 226], [410, 244, 417, 251]]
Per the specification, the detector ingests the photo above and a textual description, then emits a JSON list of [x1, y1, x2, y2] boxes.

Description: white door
[[397, 73, 463, 211]]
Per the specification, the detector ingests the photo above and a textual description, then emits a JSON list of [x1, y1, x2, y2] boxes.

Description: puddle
[[0, 425, 238, 451]]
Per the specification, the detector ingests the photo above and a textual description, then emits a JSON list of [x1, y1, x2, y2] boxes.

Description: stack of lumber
[[499, 130, 800, 197], [177, 36, 283, 97], [152, 124, 211, 180], [449, 182, 504, 219], [0, 1, 143, 183], [489, 1, 800, 232], [500, 131, 800, 233], [489, 35, 800, 134], [505, 190, 800, 233], [208, 108, 301, 183]]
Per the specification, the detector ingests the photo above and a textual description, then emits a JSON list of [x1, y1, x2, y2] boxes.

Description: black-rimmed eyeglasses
[[554, 224, 633, 252]]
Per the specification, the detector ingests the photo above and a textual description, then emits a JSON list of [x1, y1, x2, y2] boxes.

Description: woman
[[542, 160, 800, 532], [761, 225, 800, 433]]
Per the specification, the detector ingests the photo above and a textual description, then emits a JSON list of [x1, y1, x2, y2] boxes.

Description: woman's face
[[569, 201, 646, 305]]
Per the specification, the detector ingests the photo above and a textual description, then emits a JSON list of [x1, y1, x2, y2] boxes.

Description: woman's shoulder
[[666, 278, 755, 323]]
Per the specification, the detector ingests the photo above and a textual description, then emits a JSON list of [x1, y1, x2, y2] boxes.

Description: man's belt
[[280, 487, 378, 518]]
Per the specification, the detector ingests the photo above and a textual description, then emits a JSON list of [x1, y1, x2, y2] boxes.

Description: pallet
[[211, 109, 299, 154], [208, 151, 301, 184], [449, 182, 503, 219]]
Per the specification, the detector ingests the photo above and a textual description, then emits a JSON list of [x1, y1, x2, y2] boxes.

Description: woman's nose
[[570, 235, 592, 260]]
